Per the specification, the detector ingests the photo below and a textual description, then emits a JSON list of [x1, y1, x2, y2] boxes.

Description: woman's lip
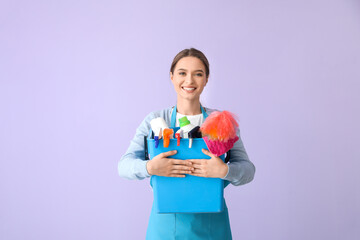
[[182, 87, 197, 89], [181, 87, 196, 93], [181, 88, 196, 93]]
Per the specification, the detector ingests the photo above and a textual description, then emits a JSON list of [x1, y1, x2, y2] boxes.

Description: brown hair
[[170, 48, 210, 78]]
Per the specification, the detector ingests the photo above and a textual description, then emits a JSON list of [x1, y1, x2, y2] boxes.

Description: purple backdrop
[[1, 0, 360, 239]]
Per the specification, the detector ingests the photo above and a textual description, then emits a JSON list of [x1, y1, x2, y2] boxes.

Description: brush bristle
[[200, 111, 239, 141]]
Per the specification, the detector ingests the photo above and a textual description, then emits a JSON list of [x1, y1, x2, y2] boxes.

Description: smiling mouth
[[182, 87, 196, 93]]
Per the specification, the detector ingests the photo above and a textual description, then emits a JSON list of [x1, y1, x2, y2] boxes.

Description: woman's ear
[[170, 72, 173, 82]]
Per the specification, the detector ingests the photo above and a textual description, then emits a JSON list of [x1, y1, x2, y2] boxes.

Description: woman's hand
[[146, 150, 194, 177], [188, 149, 229, 178]]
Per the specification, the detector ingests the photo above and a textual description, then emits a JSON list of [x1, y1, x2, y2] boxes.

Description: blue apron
[[146, 105, 232, 240]]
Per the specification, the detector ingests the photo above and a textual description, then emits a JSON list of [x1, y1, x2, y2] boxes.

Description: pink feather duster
[[200, 111, 240, 156]]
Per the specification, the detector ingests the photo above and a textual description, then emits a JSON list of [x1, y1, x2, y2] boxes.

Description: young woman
[[118, 48, 256, 240]]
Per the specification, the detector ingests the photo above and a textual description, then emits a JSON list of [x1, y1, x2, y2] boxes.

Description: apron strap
[[170, 104, 208, 128]]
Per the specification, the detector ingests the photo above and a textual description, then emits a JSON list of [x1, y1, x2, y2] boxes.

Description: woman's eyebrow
[[177, 68, 204, 73]]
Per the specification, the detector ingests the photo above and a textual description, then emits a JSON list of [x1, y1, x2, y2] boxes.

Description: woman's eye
[[179, 72, 185, 75], [196, 73, 203, 77]]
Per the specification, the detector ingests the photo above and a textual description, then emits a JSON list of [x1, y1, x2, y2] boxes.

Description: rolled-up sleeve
[[221, 128, 256, 186], [118, 112, 154, 180]]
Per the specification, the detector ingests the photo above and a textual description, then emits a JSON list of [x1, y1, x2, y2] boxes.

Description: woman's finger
[[170, 159, 192, 165], [169, 174, 185, 178], [172, 165, 194, 171], [160, 150, 177, 158], [192, 168, 203, 174], [189, 173, 204, 177], [192, 164, 202, 169], [201, 148, 214, 157], [170, 169, 192, 174], [188, 159, 205, 165]]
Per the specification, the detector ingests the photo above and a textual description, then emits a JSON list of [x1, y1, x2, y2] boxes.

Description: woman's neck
[[176, 98, 202, 115]]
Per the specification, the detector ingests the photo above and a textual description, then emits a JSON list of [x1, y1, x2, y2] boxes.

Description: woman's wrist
[[219, 163, 229, 179], [146, 160, 153, 175]]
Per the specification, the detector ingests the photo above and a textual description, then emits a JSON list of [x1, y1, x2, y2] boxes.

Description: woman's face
[[170, 56, 208, 102]]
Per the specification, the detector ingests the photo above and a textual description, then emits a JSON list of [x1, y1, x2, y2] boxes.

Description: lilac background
[[1, 0, 360, 239]]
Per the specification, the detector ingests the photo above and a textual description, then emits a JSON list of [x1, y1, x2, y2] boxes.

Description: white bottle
[[150, 117, 173, 138], [178, 116, 196, 139]]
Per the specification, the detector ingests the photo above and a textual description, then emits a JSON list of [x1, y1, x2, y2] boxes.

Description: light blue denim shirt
[[118, 106, 255, 186]]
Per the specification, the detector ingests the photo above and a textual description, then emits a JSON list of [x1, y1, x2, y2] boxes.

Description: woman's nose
[[185, 75, 194, 84]]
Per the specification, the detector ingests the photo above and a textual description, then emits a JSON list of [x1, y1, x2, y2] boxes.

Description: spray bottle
[[150, 117, 173, 148], [178, 116, 196, 138], [177, 116, 200, 148]]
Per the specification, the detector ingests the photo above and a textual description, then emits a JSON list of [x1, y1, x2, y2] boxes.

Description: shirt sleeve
[[220, 127, 256, 186], [118, 112, 154, 180]]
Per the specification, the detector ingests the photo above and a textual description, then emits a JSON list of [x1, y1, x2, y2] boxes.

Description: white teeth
[[183, 87, 195, 91]]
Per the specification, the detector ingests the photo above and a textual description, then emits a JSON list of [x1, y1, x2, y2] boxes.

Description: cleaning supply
[[175, 130, 181, 146], [200, 111, 240, 156], [163, 128, 174, 148], [150, 118, 168, 148], [188, 126, 201, 148], [154, 135, 160, 148], [150, 117, 169, 137], [178, 116, 197, 139]]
